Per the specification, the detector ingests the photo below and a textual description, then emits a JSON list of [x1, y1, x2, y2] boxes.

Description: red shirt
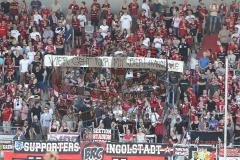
[[0, 26, 8, 38], [2, 106, 13, 121], [123, 134, 134, 142], [41, 8, 50, 17], [136, 47, 147, 57], [129, 2, 139, 16]]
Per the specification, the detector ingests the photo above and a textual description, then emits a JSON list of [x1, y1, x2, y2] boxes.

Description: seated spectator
[[199, 52, 210, 70], [59, 121, 70, 133], [136, 128, 146, 143], [208, 115, 219, 130], [13, 128, 26, 140], [122, 129, 134, 142], [49, 119, 59, 133]]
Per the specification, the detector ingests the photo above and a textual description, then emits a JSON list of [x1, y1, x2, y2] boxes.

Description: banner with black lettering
[[47, 133, 80, 142], [92, 129, 112, 141], [44, 55, 184, 73], [174, 147, 189, 158], [218, 148, 240, 157], [14, 141, 80, 153], [190, 131, 224, 144], [0, 140, 13, 151]]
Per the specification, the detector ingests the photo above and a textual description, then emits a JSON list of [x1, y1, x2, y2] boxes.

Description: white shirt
[[11, 30, 20, 40], [14, 98, 22, 111], [190, 57, 198, 70], [142, 38, 150, 47], [142, 2, 150, 17], [120, 15, 132, 29], [235, 24, 240, 34], [30, 32, 41, 41], [153, 37, 163, 49], [100, 25, 109, 38], [173, 17, 181, 28], [77, 14, 87, 27], [20, 59, 30, 73], [150, 112, 159, 126], [136, 133, 146, 143], [33, 14, 43, 25], [27, 52, 35, 63]]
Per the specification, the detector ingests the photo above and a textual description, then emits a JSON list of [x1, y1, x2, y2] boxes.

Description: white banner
[[219, 158, 240, 160], [44, 55, 184, 73], [47, 133, 79, 142], [92, 129, 112, 141]]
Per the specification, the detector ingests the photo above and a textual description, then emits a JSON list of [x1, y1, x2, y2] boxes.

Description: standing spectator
[[209, 0, 219, 33], [101, 0, 111, 19], [91, 5, 99, 28], [19, 54, 30, 85], [102, 114, 112, 129], [64, 24, 73, 54], [179, 38, 190, 64], [13, 50, 23, 84], [174, 118, 185, 143], [155, 119, 164, 143], [142, 0, 150, 18], [40, 106, 52, 139], [31, 115, 41, 140], [152, 0, 162, 17], [9, 0, 18, 20], [120, 11, 132, 35], [218, 25, 230, 49], [128, 0, 139, 30], [153, 34, 163, 57], [1, 97, 13, 133], [85, 21, 94, 40], [43, 26, 54, 44]]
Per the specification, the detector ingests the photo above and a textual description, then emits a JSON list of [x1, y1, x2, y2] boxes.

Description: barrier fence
[[0, 137, 240, 160]]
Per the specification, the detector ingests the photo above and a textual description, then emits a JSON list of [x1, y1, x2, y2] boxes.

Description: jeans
[[14, 67, 20, 84], [192, 84, 199, 97], [173, 27, 179, 37]]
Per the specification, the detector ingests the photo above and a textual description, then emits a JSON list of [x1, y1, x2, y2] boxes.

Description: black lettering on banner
[[102, 57, 109, 67], [95, 58, 103, 67], [113, 58, 124, 68]]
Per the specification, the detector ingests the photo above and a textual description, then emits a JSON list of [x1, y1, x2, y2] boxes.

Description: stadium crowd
[[0, 0, 240, 145]]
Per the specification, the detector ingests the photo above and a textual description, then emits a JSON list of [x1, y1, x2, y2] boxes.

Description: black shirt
[[207, 100, 216, 112], [31, 106, 42, 120], [175, 122, 183, 134], [13, 54, 23, 67], [103, 116, 112, 129], [34, 69, 44, 82], [32, 122, 41, 134], [179, 43, 189, 56]]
